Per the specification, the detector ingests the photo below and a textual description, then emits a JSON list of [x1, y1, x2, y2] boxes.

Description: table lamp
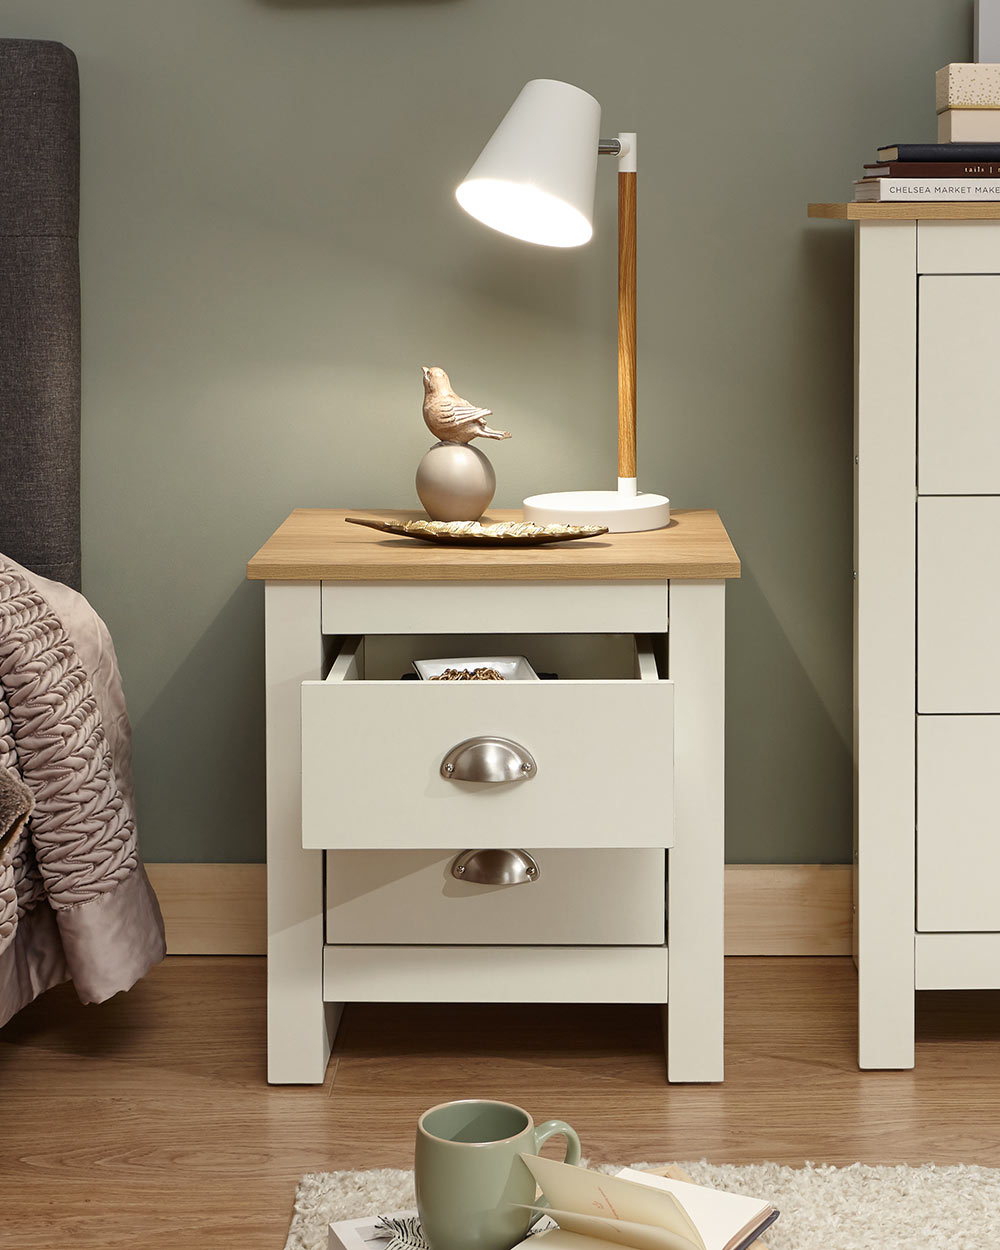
[[456, 78, 670, 532]]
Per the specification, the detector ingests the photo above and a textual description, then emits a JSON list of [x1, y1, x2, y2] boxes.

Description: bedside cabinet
[[809, 204, 1000, 1068], [247, 508, 740, 1085]]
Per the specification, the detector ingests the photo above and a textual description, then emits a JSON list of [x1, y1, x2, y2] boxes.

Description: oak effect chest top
[[246, 507, 740, 582], [249, 507, 739, 1087]]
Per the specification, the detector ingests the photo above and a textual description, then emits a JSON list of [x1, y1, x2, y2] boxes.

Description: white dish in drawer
[[325, 848, 665, 945], [413, 655, 538, 681], [301, 635, 674, 850]]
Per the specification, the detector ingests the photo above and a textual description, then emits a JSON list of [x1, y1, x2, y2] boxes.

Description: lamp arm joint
[[600, 135, 636, 172]]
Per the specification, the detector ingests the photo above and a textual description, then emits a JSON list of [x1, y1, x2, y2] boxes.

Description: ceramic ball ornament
[[416, 441, 497, 521]]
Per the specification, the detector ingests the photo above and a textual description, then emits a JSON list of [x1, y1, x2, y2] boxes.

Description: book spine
[[865, 161, 1000, 176], [878, 143, 1000, 161], [857, 178, 1000, 200], [936, 62, 1000, 112]]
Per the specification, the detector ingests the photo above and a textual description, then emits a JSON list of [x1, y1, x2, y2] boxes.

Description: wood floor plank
[[2, 956, 999, 1248]]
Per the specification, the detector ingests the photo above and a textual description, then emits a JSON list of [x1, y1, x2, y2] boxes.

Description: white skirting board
[[146, 862, 853, 957]]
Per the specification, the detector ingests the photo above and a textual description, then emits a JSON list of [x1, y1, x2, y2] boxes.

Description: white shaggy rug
[[285, 1160, 1000, 1250]]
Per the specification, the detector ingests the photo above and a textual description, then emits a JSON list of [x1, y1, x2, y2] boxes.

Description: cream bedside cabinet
[[810, 203, 1000, 1068], [246, 507, 740, 1085]]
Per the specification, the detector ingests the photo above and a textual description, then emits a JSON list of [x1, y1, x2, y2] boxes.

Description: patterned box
[[937, 63, 1000, 112]]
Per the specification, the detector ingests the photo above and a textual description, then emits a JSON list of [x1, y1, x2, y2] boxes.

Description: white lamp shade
[[456, 79, 601, 247]]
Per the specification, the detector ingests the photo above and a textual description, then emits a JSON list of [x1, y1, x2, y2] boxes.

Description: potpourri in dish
[[429, 666, 505, 682]]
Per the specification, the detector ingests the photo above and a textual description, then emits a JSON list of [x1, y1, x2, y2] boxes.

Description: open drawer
[[301, 634, 674, 850]]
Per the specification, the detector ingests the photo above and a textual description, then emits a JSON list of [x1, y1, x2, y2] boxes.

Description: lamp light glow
[[456, 179, 593, 248], [456, 79, 600, 249]]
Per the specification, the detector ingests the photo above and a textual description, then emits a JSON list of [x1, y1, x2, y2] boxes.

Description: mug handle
[[526, 1119, 582, 1227]]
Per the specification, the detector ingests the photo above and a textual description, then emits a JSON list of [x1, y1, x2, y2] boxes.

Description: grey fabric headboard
[[0, 39, 81, 590]]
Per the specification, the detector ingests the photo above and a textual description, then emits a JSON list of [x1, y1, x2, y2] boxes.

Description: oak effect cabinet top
[[809, 203, 1000, 220], [247, 508, 740, 582]]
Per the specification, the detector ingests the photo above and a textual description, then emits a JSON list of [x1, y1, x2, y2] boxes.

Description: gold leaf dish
[[345, 517, 609, 546]]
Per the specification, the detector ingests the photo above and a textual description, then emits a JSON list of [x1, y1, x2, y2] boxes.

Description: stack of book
[[854, 62, 1000, 201]]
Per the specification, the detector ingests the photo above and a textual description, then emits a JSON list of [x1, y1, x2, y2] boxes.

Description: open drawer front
[[301, 634, 674, 850]]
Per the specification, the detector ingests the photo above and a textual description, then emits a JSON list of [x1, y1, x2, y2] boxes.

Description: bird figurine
[[421, 366, 511, 444]]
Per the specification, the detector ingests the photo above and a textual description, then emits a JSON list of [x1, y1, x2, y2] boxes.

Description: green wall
[[4, 0, 972, 863]]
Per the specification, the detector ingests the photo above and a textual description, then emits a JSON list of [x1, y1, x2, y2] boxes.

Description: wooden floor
[[3, 956, 1000, 1248]]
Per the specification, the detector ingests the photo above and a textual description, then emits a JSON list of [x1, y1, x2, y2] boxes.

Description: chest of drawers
[[810, 206, 1000, 1067], [247, 508, 739, 1084]]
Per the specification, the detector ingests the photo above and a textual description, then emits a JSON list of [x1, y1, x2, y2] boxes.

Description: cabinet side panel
[[855, 221, 917, 1069], [665, 579, 725, 1082]]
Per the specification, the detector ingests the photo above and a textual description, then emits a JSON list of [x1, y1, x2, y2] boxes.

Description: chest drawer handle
[[440, 736, 536, 784], [450, 848, 540, 885]]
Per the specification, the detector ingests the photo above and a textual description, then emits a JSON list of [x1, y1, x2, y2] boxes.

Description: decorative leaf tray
[[345, 517, 609, 546]]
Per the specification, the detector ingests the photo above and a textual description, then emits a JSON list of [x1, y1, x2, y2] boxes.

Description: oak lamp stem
[[616, 132, 637, 492]]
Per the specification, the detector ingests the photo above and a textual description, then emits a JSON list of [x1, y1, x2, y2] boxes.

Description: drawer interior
[[324, 633, 665, 683]]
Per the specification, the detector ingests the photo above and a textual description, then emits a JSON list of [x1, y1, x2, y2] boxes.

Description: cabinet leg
[[665, 580, 725, 1082], [857, 848, 915, 1067], [265, 581, 339, 1083], [854, 220, 916, 1069]]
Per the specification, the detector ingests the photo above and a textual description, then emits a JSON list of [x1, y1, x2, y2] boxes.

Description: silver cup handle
[[440, 736, 536, 783], [450, 848, 540, 885]]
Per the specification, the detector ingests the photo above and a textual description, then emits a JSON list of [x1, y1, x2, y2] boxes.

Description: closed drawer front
[[917, 497, 1000, 713], [321, 580, 669, 635], [918, 275, 1000, 494], [325, 849, 664, 945], [918, 715, 1000, 932], [301, 635, 673, 850], [918, 220, 1000, 275]]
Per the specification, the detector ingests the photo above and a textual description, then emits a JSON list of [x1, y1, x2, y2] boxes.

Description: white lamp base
[[522, 487, 670, 533]]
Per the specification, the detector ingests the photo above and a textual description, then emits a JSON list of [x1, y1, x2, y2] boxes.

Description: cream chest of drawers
[[247, 508, 739, 1084], [810, 205, 1000, 1067]]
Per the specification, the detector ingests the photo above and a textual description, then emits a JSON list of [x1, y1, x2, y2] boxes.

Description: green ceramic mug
[[415, 1099, 581, 1250]]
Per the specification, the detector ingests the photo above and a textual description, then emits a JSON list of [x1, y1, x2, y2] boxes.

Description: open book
[[515, 1157, 778, 1250]]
